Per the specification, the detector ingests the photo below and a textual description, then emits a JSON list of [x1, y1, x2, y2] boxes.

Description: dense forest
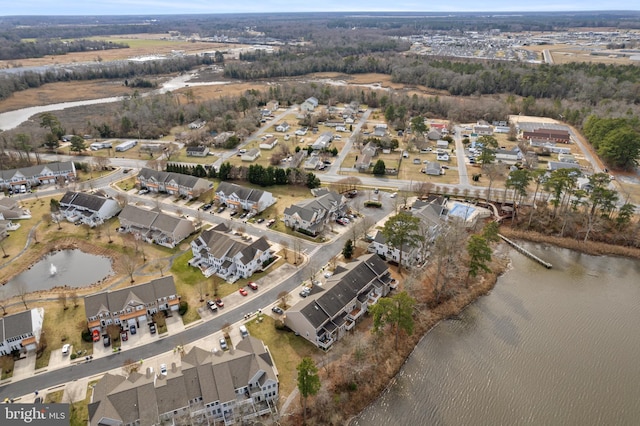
[[0, 37, 128, 61]]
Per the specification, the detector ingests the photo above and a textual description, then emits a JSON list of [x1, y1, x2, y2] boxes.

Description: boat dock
[[499, 234, 552, 269]]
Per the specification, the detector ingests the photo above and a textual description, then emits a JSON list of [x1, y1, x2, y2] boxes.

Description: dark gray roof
[[59, 191, 109, 212], [197, 228, 271, 266], [0, 309, 34, 342], [216, 182, 269, 204], [284, 191, 343, 222], [0, 161, 75, 182], [138, 168, 211, 192]]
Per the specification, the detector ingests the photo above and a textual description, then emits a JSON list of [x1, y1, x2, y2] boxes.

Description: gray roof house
[[311, 132, 333, 151], [186, 146, 210, 157], [283, 190, 346, 236], [118, 205, 195, 248], [355, 142, 378, 172], [285, 254, 393, 350], [0, 161, 76, 190], [85, 276, 179, 332], [59, 191, 121, 227], [369, 198, 445, 267], [241, 148, 261, 162], [0, 308, 44, 355], [88, 336, 278, 426], [300, 97, 319, 112], [190, 223, 273, 281], [424, 161, 442, 176], [0, 198, 31, 220], [547, 161, 581, 171], [136, 168, 213, 199], [215, 182, 275, 213]]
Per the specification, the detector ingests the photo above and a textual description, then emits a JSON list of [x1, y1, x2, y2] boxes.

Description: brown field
[[523, 44, 639, 66]]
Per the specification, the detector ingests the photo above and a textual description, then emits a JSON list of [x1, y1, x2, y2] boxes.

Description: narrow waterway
[[353, 242, 640, 425]]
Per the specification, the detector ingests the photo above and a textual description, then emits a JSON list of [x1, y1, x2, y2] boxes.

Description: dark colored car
[[256, 218, 265, 224], [103, 335, 111, 347], [130, 325, 137, 335], [272, 306, 284, 315], [201, 203, 212, 211], [230, 210, 238, 217], [149, 323, 156, 334]]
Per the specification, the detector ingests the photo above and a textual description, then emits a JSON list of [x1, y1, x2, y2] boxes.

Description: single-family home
[[300, 97, 319, 112], [259, 138, 278, 150], [241, 148, 261, 162], [294, 127, 308, 136], [275, 122, 290, 132], [558, 153, 577, 163], [436, 140, 450, 150], [368, 198, 445, 266], [215, 182, 275, 213], [311, 132, 333, 151], [0, 198, 31, 220], [547, 162, 581, 171], [188, 119, 207, 130], [137, 168, 213, 199], [0, 161, 77, 191], [474, 125, 493, 135], [495, 148, 522, 165], [190, 223, 273, 280], [289, 150, 308, 168], [84, 276, 180, 333], [266, 100, 279, 112], [59, 191, 122, 227], [139, 143, 163, 154], [284, 254, 393, 350], [423, 162, 442, 176], [186, 146, 210, 157], [436, 153, 450, 162], [303, 156, 321, 170], [325, 119, 345, 128], [427, 129, 442, 141], [0, 308, 44, 355], [88, 336, 279, 426], [355, 142, 378, 172], [283, 190, 347, 236], [118, 205, 195, 248]]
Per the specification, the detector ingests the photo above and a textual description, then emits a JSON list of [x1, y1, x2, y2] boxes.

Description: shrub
[[178, 301, 189, 316], [364, 200, 382, 208], [81, 329, 92, 343], [70, 353, 77, 360]]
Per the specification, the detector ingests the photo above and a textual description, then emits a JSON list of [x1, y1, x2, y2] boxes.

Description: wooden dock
[[498, 234, 552, 269]]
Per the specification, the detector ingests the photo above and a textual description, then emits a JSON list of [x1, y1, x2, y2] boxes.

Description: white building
[[0, 308, 44, 355], [59, 191, 122, 227]]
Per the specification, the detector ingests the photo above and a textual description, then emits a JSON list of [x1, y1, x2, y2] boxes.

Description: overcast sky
[[2, 1, 637, 16]]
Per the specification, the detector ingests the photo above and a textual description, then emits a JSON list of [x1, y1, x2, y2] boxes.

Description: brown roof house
[[88, 336, 279, 426], [84, 276, 179, 333], [284, 254, 393, 350], [136, 168, 213, 200], [283, 190, 346, 236], [118, 205, 195, 248], [59, 191, 121, 227], [0, 308, 44, 355], [189, 223, 273, 282]]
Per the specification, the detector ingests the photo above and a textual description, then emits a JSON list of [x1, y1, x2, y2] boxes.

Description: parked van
[[239, 325, 249, 339]]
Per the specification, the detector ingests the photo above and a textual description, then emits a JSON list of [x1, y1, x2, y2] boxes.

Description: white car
[[61, 344, 71, 356], [160, 363, 167, 376], [324, 271, 333, 278], [390, 192, 397, 198]]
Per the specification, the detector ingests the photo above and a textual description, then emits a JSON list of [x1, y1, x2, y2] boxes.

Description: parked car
[[230, 210, 238, 217], [138, 189, 150, 195], [201, 203, 212, 211], [103, 335, 111, 347], [390, 192, 397, 198], [219, 338, 228, 351], [215, 298, 224, 308], [62, 344, 71, 356], [92, 329, 100, 342], [267, 219, 276, 227], [324, 271, 333, 278], [207, 300, 218, 312], [248, 281, 258, 290], [239, 288, 248, 296], [217, 206, 226, 213], [272, 306, 284, 315], [149, 323, 157, 334], [240, 212, 248, 219], [160, 363, 167, 376], [120, 331, 128, 342], [239, 325, 249, 339], [130, 325, 136, 335], [336, 218, 347, 226], [256, 218, 265, 224], [299, 287, 311, 298]]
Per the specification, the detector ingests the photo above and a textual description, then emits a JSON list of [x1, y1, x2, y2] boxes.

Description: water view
[[4, 249, 113, 296], [353, 242, 640, 425]]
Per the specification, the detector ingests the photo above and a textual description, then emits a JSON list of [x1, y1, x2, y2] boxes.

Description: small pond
[[4, 249, 113, 297]]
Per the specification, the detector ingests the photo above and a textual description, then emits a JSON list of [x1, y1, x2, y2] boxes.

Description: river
[[353, 242, 640, 426]]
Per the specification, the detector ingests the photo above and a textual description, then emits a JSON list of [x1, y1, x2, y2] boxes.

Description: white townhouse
[[215, 182, 275, 213], [283, 189, 347, 236], [59, 191, 122, 227], [0, 161, 76, 191], [0, 308, 44, 355], [118, 205, 195, 248]]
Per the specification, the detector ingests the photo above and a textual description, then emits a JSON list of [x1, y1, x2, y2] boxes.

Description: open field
[[523, 43, 639, 66]]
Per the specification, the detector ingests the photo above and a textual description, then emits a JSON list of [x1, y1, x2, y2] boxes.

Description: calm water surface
[[353, 242, 640, 426]]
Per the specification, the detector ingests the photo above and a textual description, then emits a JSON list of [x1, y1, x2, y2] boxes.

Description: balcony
[[345, 319, 355, 330], [317, 336, 334, 350], [347, 307, 363, 321]]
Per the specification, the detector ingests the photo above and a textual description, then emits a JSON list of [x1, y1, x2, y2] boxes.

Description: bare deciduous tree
[[277, 290, 290, 309]]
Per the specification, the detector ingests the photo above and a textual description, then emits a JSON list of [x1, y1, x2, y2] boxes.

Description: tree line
[[0, 38, 128, 61]]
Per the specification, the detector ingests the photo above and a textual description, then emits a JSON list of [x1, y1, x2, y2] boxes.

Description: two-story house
[[136, 168, 213, 199], [88, 336, 279, 426], [275, 122, 290, 132], [283, 190, 346, 236], [85, 276, 179, 333], [285, 254, 393, 350], [0, 198, 31, 221], [369, 198, 446, 267], [215, 182, 275, 213], [0, 161, 76, 191], [0, 308, 44, 355], [118, 205, 195, 248], [190, 223, 273, 281], [300, 97, 319, 112], [59, 191, 122, 227]]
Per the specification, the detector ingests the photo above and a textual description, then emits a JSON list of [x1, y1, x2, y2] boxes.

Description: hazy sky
[[2, 1, 637, 16]]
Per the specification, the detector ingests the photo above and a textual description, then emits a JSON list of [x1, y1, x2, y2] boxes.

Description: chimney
[[171, 362, 177, 373]]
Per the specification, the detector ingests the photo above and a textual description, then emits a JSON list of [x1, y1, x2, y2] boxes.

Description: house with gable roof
[[0, 161, 76, 191], [284, 254, 393, 350], [0, 308, 44, 355], [283, 190, 347, 236], [88, 336, 279, 426], [369, 197, 446, 267], [59, 191, 121, 227], [118, 205, 195, 248], [0, 198, 31, 220], [84, 276, 179, 333], [215, 182, 275, 213], [189, 223, 273, 280], [136, 168, 213, 199], [300, 97, 319, 112]]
